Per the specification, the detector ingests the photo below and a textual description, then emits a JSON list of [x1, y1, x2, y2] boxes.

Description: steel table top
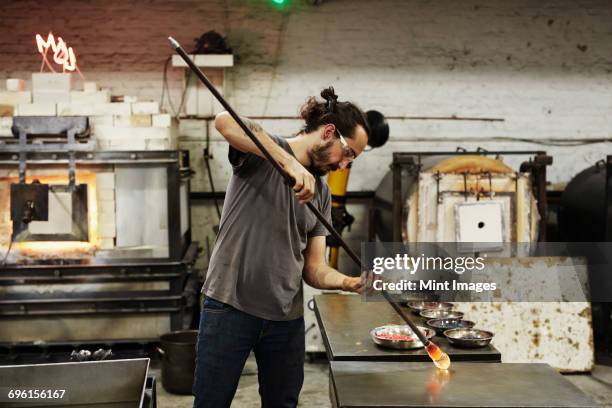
[[329, 361, 598, 407], [314, 294, 501, 362]]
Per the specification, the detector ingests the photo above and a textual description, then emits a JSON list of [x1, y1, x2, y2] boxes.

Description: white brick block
[[184, 82, 198, 116], [196, 86, 214, 116], [88, 115, 114, 132], [0, 117, 12, 127], [152, 114, 172, 127], [95, 125, 175, 140], [97, 188, 115, 201], [70, 90, 110, 104], [113, 114, 152, 127], [15, 103, 56, 116], [96, 172, 115, 189], [131, 102, 159, 115], [0, 91, 31, 105], [98, 138, 147, 150], [124, 96, 138, 103], [146, 138, 176, 150], [178, 119, 206, 138], [33, 90, 70, 104], [0, 116, 12, 136], [57, 103, 131, 116], [97, 200, 116, 217], [99, 218, 116, 238], [6, 79, 26, 92], [32, 73, 71, 93], [83, 82, 98, 92], [98, 211, 116, 227], [100, 238, 114, 249]]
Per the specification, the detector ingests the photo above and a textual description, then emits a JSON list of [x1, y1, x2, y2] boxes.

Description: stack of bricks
[[0, 73, 177, 151]]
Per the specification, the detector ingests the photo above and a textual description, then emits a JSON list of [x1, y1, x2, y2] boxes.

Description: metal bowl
[[426, 318, 475, 335], [406, 301, 454, 314], [419, 309, 464, 320], [370, 325, 435, 350], [444, 328, 494, 348]]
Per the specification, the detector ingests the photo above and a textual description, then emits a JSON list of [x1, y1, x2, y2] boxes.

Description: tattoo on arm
[[241, 117, 263, 133]]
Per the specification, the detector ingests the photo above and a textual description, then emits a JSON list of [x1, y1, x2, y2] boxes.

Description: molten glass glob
[[426, 342, 451, 370]]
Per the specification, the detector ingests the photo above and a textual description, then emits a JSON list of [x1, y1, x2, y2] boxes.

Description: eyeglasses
[[335, 128, 357, 161]]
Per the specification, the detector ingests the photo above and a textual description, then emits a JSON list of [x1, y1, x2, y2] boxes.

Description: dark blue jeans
[[192, 298, 305, 408]]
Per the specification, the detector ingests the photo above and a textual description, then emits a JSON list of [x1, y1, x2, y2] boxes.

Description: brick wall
[[2, 0, 611, 272]]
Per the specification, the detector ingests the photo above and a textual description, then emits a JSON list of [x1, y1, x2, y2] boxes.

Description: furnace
[[0, 71, 198, 350]]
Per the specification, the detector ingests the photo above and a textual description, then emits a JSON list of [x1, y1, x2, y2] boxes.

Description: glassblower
[[167, 36, 451, 370]]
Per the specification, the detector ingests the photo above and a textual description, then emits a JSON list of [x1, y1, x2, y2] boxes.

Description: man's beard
[[308, 141, 338, 176]]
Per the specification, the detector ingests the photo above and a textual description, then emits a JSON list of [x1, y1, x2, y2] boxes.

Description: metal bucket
[[158, 330, 198, 394]]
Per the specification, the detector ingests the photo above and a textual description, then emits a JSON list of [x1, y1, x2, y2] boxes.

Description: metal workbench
[[329, 361, 598, 407], [314, 294, 501, 362]]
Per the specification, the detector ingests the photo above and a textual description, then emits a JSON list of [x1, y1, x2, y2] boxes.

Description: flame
[[1, 173, 100, 258], [35, 32, 83, 78]]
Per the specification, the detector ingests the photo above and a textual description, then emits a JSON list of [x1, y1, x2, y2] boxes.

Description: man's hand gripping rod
[[168, 36, 450, 369]]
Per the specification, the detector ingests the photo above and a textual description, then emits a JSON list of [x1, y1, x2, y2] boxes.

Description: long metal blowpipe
[[168, 36, 450, 369]]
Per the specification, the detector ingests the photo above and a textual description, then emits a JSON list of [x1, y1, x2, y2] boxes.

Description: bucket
[[158, 330, 198, 394]]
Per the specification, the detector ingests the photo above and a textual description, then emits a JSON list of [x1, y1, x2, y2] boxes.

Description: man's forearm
[[307, 264, 350, 290], [227, 114, 294, 168]]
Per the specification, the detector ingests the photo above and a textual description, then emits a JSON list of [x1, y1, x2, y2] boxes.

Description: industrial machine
[[369, 150, 594, 372], [0, 114, 199, 357], [372, 150, 550, 244], [559, 155, 612, 361]]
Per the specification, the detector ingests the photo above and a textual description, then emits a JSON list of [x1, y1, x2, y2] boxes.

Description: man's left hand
[[341, 276, 364, 294]]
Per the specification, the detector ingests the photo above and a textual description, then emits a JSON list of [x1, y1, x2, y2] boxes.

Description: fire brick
[[57, 103, 131, 116], [131, 102, 159, 115], [0, 105, 14, 117], [15, 103, 57, 116], [32, 73, 72, 93], [83, 82, 98, 92], [6, 79, 26, 92], [0, 91, 32, 106], [70, 90, 111, 104], [113, 115, 152, 127], [97, 188, 115, 202], [96, 173, 115, 190], [152, 114, 172, 128]]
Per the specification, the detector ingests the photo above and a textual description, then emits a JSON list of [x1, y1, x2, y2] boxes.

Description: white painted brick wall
[[1, 0, 609, 181]]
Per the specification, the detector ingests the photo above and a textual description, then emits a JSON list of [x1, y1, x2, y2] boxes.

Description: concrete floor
[[154, 361, 612, 407]]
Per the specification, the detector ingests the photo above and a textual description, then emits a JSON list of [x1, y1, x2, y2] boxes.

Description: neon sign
[[35, 32, 83, 78]]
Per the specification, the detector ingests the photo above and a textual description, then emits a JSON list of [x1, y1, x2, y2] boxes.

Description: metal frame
[[0, 149, 199, 341], [1, 149, 193, 261], [0, 242, 199, 331], [389, 150, 552, 242], [12, 184, 89, 241]]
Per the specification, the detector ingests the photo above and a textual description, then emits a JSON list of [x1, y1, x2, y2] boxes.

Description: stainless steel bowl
[[406, 301, 454, 314], [419, 309, 464, 320], [370, 325, 436, 350], [444, 328, 494, 348], [426, 318, 475, 335]]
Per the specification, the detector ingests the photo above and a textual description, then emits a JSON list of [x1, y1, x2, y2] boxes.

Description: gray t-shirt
[[203, 135, 331, 321]]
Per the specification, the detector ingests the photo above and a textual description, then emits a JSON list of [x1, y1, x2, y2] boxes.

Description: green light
[[272, 0, 285, 4]]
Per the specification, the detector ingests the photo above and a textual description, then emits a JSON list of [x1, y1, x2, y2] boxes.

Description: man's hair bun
[[321, 87, 338, 112], [299, 86, 369, 140]]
